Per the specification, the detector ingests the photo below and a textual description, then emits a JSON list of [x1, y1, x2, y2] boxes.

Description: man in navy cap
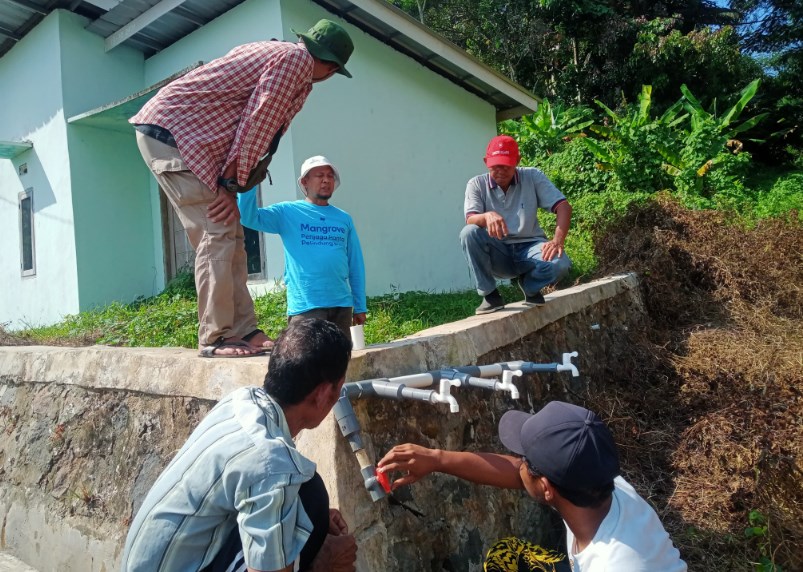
[[378, 401, 687, 571]]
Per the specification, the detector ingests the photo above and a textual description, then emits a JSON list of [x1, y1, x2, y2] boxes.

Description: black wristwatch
[[217, 177, 245, 194]]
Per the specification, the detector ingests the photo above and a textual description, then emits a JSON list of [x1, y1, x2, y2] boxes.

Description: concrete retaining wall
[[0, 273, 645, 571]]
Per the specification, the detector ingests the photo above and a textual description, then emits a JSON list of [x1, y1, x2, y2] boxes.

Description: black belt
[[134, 124, 178, 148]]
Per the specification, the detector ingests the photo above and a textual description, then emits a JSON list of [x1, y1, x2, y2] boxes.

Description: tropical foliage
[[390, 0, 802, 166], [499, 100, 593, 158], [504, 81, 777, 209]]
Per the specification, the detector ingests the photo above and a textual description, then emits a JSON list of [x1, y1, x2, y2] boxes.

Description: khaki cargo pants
[[136, 131, 258, 347]]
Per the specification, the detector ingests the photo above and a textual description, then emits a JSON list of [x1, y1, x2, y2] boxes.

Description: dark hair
[[264, 319, 352, 406], [523, 458, 613, 508], [552, 481, 615, 508]]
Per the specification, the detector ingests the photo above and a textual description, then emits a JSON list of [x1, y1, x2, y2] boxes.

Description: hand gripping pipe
[[333, 352, 580, 502], [333, 378, 454, 501]]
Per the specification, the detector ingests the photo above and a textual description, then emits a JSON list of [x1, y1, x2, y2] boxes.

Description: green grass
[[363, 288, 510, 343], [7, 278, 533, 348], [6, 279, 526, 348], [748, 170, 803, 220]]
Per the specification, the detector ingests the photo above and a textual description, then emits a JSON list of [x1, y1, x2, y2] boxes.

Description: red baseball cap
[[484, 135, 520, 167]]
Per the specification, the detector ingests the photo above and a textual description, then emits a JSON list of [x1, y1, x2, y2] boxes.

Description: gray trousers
[[460, 224, 572, 296]]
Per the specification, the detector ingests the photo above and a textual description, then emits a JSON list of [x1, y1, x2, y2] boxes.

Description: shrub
[[751, 172, 803, 220], [161, 270, 196, 298], [570, 189, 652, 230], [538, 138, 614, 196]]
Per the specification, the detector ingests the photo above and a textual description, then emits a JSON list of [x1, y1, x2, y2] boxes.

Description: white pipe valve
[[433, 378, 460, 412], [500, 370, 522, 399], [557, 351, 579, 377]]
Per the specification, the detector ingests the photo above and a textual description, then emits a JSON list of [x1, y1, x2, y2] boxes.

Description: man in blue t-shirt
[[462, 135, 573, 315], [239, 156, 366, 337]]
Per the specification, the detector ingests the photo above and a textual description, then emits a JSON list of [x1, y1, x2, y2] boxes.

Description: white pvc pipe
[[387, 372, 438, 388], [557, 352, 579, 377], [384, 361, 530, 388], [369, 356, 578, 408]]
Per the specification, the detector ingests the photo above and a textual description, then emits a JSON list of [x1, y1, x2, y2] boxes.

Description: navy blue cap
[[498, 401, 620, 491]]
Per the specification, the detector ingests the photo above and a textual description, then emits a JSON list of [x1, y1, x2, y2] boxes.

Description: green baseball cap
[[293, 19, 354, 78]]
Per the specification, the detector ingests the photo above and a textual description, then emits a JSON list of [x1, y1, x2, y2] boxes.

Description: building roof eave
[[312, 0, 538, 118]]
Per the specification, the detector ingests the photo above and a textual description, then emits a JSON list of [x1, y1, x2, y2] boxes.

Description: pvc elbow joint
[[360, 467, 387, 501]]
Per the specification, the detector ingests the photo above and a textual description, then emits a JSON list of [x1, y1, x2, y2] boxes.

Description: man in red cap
[[378, 401, 687, 571], [461, 135, 573, 314]]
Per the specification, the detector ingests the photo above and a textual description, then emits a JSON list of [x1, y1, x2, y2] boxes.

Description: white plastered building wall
[[0, 10, 148, 329], [281, 0, 495, 296], [1, 0, 526, 329], [139, 0, 497, 297], [0, 13, 81, 329]]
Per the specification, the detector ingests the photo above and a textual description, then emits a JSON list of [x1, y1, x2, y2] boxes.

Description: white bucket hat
[[297, 155, 341, 192]]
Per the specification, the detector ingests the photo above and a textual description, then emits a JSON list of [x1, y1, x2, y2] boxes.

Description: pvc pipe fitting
[[500, 370, 522, 399], [556, 351, 579, 377], [432, 378, 460, 412]]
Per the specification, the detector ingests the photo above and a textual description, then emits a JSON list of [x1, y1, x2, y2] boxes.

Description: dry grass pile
[[0, 325, 37, 346], [587, 195, 803, 571]]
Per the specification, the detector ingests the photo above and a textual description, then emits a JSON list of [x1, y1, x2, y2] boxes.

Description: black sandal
[[199, 337, 267, 358], [242, 329, 274, 351]]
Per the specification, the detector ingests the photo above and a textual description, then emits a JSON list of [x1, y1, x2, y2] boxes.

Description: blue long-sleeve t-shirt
[[239, 189, 367, 316]]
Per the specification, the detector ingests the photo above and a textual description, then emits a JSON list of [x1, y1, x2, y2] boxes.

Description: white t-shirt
[[565, 477, 687, 572]]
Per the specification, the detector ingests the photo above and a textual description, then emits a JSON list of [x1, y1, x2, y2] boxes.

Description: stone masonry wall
[[0, 382, 215, 571], [0, 274, 646, 572]]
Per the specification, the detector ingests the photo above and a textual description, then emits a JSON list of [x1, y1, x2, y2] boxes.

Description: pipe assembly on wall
[[333, 352, 580, 501]]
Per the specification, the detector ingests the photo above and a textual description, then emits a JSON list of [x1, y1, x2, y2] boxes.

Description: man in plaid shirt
[[130, 19, 354, 357]]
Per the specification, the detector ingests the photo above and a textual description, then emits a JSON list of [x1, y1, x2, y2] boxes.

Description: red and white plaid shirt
[[131, 42, 314, 191]]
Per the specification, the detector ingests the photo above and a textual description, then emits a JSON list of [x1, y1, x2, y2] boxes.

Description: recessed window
[[159, 184, 265, 282], [244, 225, 263, 277], [19, 189, 35, 277], [245, 183, 265, 279]]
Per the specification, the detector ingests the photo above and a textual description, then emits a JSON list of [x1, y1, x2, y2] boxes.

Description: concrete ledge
[[0, 273, 639, 399], [0, 551, 39, 572], [0, 489, 118, 572]]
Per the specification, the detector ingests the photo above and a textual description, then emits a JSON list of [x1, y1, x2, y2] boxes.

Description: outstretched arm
[[238, 189, 281, 233], [377, 444, 524, 491], [347, 221, 367, 317]]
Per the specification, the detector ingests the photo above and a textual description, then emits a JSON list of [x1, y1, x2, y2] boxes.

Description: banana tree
[[680, 78, 768, 141], [501, 99, 593, 159], [658, 79, 768, 197], [580, 85, 680, 193]]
